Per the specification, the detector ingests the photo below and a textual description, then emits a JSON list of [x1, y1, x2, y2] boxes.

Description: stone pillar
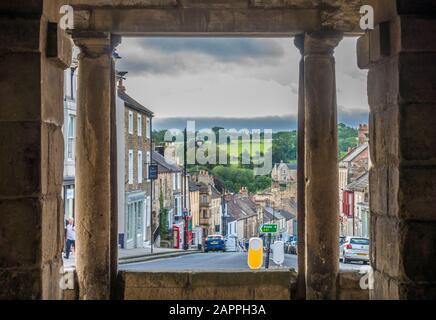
[[304, 31, 342, 300], [0, 5, 71, 299], [358, 3, 436, 299], [73, 33, 117, 300], [294, 34, 306, 300]]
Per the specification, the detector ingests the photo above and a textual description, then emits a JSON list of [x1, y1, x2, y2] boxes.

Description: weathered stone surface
[[374, 215, 401, 279], [399, 167, 436, 221], [304, 31, 341, 300], [119, 270, 297, 300], [392, 16, 436, 53], [74, 34, 114, 300], [41, 124, 64, 197], [356, 34, 369, 69], [402, 221, 436, 282], [400, 104, 436, 164], [0, 198, 42, 268], [0, 268, 42, 300], [396, 0, 436, 15], [0, 53, 42, 121], [399, 53, 436, 103], [367, 58, 399, 112], [124, 271, 189, 288], [0, 122, 41, 197]]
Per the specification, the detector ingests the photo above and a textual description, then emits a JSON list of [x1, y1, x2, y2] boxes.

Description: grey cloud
[[134, 38, 284, 61], [118, 38, 286, 76]]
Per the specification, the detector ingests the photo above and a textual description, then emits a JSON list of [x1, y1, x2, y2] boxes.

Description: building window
[[173, 173, 177, 191], [128, 150, 133, 184], [138, 151, 143, 183], [128, 111, 133, 134], [67, 115, 76, 160], [137, 114, 142, 137], [146, 117, 151, 138]]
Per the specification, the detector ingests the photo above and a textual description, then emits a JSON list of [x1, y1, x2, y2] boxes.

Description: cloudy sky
[[117, 37, 368, 130]]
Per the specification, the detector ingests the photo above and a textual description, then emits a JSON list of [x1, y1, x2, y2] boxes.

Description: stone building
[[2, 0, 436, 301], [342, 172, 369, 238], [151, 151, 182, 247], [62, 48, 79, 221], [271, 161, 298, 185], [116, 76, 153, 249], [188, 181, 202, 247]]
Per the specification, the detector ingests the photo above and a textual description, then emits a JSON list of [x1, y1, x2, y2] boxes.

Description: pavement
[[62, 245, 199, 271], [120, 251, 371, 272]]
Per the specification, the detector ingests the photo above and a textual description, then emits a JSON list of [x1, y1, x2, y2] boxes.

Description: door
[[135, 201, 144, 248]]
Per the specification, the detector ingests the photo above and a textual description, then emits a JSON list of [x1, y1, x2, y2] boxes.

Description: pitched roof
[[188, 181, 200, 192], [227, 195, 258, 220], [152, 151, 181, 173], [345, 172, 369, 192], [118, 88, 154, 117], [274, 163, 297, 170], [341, 143, 368, 162]]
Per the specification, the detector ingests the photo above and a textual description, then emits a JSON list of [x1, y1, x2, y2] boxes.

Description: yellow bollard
[[247, 237, 263, 269]]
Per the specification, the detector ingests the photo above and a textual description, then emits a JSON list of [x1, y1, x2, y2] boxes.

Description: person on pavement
[[64, 218, 76, 259]]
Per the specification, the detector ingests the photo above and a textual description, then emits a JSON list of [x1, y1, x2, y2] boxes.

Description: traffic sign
[[259, 223, 278, 233], [148, 164, 158, 180]]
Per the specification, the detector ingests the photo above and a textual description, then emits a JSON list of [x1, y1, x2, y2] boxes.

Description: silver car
[[340, 236, 369, 264]]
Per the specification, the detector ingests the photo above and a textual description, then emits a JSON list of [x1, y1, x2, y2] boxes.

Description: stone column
[[294, 34, 306, 300], [304, 31, 342, 300], [73, 33, 117, 300]]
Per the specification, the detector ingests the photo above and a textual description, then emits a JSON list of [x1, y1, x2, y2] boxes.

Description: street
[[120, 251, 371, 272]]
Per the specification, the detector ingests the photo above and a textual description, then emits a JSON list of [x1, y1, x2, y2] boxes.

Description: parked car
[[285, 235, 298, 254], [204, 234, 225, 252], [339, 236, 346, 261], [340, 236, 369, 264]]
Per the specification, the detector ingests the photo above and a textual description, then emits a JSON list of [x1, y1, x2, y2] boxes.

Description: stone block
[[0, 198, 42, 268], [41, 196, 63, 264], [0, 18, 41, 52], [41, 123, 64, 197], [400, 103, 436, 163], [124, 287, 187, 300], [392, 16, 436, 53], [338, 288, 369, 300], [254, 286, 290, 300], [123, 271, 189, 288], [0, 1, 43, 14], [188, 286, 254, 300], [0, 121, 41, 197], [399, 167, 436, 221], [338, 271, 364, 290], [402, 221, 436, 282], [370, 106, 399, 166], [356, 34, 369, 69], [0, 268, 41, 300], [396, 0, 436, 15], [371, 270, 400, 300], [0, 53, 42, 121], [367, 58, 399, 112], [374, 215, 401, 279], [399, 53, 436, 103], [369, 167, 388, 216]]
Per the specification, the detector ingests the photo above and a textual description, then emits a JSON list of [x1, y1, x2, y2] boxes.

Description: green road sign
[[259, 224, 278, 233]]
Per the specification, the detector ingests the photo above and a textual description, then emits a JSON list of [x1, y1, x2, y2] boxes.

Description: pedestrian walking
[[64, 218, 76, 259]]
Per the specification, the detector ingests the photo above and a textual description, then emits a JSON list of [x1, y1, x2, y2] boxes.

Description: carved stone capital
[[304, 31, 343, 55], [71, 32, 120, 58]]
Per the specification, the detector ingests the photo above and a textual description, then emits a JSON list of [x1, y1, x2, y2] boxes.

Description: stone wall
[[359, 0, 436, 299], [0, 1, 71, 299], [117, 270, 368, 300]]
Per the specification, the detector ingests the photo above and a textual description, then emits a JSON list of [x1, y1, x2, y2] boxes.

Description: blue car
[[204, 235, 225, 252]]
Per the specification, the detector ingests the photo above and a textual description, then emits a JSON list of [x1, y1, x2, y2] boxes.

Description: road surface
[[120, 251, 370, 272]]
